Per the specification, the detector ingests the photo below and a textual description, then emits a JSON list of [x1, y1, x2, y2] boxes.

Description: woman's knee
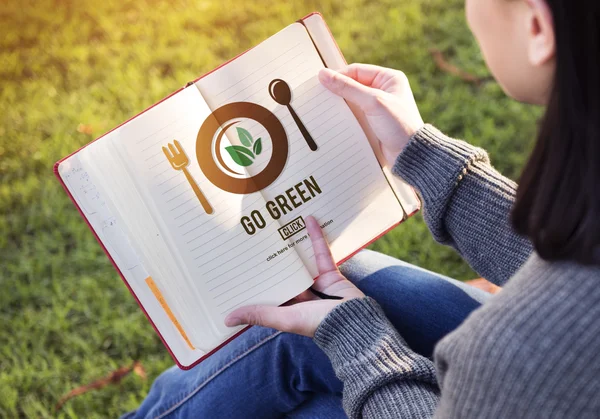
[[339, 249, 410, 284]]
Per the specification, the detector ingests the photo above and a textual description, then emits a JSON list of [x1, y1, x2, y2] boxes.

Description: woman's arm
[[393, 125, 532, 285], [314, 297, 440, 418], [319, 65, 532, 286], [227, 219, 443, 418]]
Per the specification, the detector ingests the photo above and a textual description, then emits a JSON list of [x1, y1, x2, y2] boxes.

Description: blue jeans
[[125, 250, 489, 418]]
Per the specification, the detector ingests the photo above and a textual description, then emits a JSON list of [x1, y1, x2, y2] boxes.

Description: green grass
[[0, 0, 540, 416]]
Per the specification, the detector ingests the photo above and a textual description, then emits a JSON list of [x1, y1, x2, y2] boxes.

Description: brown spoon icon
[[269, 79, 318, 151]]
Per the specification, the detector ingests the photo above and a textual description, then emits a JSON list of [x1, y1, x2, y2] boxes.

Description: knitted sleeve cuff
[[313, 297, 406, 363], [313, 297, 439, 416], [313, 297, 436, 376], [392, 124, 490, 203]]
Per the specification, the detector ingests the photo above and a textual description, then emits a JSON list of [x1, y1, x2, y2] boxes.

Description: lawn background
[[0, 0, 540, 417]]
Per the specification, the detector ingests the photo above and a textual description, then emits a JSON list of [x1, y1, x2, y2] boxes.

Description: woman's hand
[[319, 64, 424, 167], [224, 216, 365, 337]]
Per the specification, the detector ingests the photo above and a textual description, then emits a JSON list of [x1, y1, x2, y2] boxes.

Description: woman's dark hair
[[511, 0, 600, 265]]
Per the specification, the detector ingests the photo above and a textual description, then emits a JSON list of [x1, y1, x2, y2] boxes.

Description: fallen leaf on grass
[[77, 123, 93, 135], [55, 360, 146, 411], [133, 361, 147, 380], [429, 49, 489, 85]]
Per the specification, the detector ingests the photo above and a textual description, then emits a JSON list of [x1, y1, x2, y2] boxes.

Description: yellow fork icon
[[163, 140, 214, 215]]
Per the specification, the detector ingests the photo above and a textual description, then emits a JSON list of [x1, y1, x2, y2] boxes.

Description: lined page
[[112, 86, 312, 339], [80, 124, 216, 349], [197, 23, 404, 277], [303, 13, 421, 217], [60, 152, 206, 365]]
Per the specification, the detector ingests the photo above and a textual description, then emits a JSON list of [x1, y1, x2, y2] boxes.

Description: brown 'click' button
[[278, 216, 306, 240]]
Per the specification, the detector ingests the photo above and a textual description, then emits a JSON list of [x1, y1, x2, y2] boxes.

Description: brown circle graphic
[[196, 102, 288, 194]]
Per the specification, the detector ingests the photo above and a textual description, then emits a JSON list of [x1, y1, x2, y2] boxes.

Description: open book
[[54, 13, 420, 369]]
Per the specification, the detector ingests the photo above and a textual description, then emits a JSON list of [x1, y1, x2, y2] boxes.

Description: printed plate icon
[[195, 102, 289, 195]]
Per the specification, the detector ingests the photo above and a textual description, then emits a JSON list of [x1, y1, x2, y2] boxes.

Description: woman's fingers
[[337, 63, 395, 88], [319, 68, 378, 108], [225, 305, 281, 328], [225, 299, 346, 337], [223, 217, 363, 336], [335, 63, 408, 92], [305, 216, 338, 276], [337, 63, 381, 85], [224, 303, 327, 337]]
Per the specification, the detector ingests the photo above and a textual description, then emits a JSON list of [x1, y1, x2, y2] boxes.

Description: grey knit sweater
[[313, 125, 600, 418]]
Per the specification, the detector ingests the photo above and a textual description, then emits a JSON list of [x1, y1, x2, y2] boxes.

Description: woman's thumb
[[319, 68, 376, 106], [225, 305, 289, 330]]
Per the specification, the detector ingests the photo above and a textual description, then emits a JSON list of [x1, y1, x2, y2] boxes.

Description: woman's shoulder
[[434, 254, 600, 416]]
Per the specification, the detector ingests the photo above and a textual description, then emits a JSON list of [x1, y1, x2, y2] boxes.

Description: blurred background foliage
[[0, 0, 540, 416]]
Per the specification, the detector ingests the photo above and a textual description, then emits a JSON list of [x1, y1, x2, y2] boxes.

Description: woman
[[127, 0, 600, 417]]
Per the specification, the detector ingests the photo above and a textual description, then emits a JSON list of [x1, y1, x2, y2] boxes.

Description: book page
[[58, 153, 205, 367], [303, 14, 421, 217], [196, 23, 404, 277], [109, 86, 313, 341]]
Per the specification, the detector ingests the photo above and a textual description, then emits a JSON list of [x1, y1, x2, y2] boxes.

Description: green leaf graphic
[[236, 127, 253, 147], [253, 138, 262, 155], [225, 145, 254, 167]]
